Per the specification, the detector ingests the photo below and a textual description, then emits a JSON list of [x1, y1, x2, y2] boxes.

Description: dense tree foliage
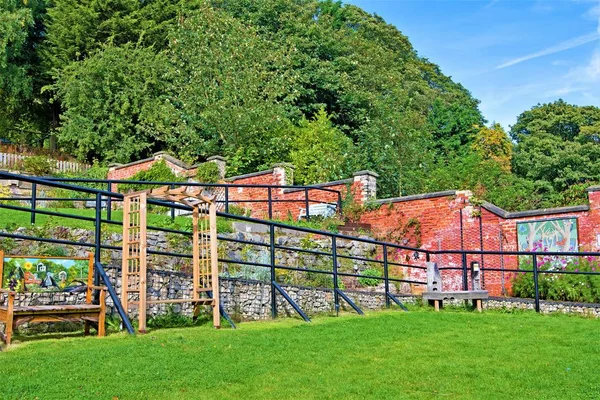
[[1, 0, 598, 212], [290, 108, 354, 185], [511, 100, 600, 205]]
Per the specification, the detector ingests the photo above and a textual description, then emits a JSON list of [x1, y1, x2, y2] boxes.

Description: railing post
[[332, 236, 340, 315], [30, 182, 37, 225], [383, 244, 390, 308], [106, 181, 112, 221], [305, 188, 310, 220], [170, 183, 175, 220], [270, 224, 277, 319], [224, 186, 229, 213], [461, 252, 468, 290], [268, 187, 273, 220], [94, 193, 102, 300], [532, 254, 540, 313]]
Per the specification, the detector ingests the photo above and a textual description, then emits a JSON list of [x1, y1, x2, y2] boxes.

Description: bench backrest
[[426, 262, 442, 292], [0, 251, 94, 296]]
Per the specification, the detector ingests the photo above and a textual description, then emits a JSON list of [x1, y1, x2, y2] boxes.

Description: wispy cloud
[[496, 31, 600, 69], [541, 1, 600, 99], [483, 0, 500, 10]]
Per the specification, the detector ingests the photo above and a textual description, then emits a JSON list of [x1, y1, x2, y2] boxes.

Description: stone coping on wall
[[374, 190, 457, 205], [224, 169, 274, 182], [482, 202, 590, 219], [353, 170, 379, 178], [282, 178, 353, 194], [107, 152, 193, 172]]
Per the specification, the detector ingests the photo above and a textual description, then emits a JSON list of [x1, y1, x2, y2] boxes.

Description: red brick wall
[[359, 192, 469, 292], [107, 158, 189, 191], [105, 154, 600, 298], [226, 171, 358, 221], [357, 189, 600, 296]]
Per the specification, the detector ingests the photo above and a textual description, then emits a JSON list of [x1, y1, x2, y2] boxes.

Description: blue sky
[[345, 0, 600, 130]]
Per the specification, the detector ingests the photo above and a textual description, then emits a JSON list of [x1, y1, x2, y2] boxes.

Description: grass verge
[[0, 310, 598, 399]]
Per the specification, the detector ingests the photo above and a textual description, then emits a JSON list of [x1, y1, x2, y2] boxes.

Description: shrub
[[358, 268, 382, 287], [119, 160, 183, 192], [196, 162, 221, 183], [23, 156, 54, 176], [290, 108, 355, 185], [147, 305, 205, 329], [511, 256, 600, 303], [38, 245, 69, 257], [236, 265, 270, 281]]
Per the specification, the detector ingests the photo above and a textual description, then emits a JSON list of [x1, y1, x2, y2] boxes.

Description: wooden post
[[138, 192, 148, 333], [121, 196, 131, 312], [0, 250, 4, 287], [192, 207, 200, 301], [86, 253, 94, 304], [6, 291, 14, 345], [209, 202, 221, 329], [434, 300, 440, 312], [98, 289, 106, 337]]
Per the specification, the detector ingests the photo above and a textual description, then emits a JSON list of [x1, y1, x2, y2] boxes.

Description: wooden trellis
[[121, 186, 220, 332]]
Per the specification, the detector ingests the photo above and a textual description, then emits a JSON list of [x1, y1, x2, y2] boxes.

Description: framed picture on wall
[[517, 218, 578, 269]]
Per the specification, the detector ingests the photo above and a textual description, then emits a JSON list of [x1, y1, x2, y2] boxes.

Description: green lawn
[[0, 207, 234, 233], [0, 310, 598, 399]]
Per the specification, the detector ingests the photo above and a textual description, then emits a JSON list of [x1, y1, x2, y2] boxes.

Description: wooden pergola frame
[[121, 186, 220, 332]]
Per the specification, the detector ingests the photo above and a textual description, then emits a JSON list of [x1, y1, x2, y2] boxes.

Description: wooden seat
[[422, 262, 489, 312], [0, 252, 107, 345], [5, 304, 101, 315], [423, 290, 489, 312]]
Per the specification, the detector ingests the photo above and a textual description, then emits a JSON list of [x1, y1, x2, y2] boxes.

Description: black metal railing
[[2, 172, 600, 329], [433, 248, 600, 312], [0, 172, 426, 331]]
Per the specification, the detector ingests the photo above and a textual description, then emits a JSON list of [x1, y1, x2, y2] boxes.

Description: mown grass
[[0, 310, 598, 399]]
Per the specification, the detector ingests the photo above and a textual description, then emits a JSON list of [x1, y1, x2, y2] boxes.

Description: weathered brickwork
[[93, 152, 600, 297]]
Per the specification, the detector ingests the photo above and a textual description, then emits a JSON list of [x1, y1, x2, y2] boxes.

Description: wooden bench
[[422, 290, 489, 312], [0, 252, 107, 345], [422, 261, 489, 312]]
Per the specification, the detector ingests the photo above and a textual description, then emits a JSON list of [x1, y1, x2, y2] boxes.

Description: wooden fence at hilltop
[[0, 152, 89, 174]]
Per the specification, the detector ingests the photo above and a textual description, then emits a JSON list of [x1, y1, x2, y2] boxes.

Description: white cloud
[[496, 31, 600, 69]]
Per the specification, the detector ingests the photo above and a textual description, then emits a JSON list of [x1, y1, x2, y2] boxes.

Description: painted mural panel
[[517, 218, 578, 254], [2, 257, 88, 293]]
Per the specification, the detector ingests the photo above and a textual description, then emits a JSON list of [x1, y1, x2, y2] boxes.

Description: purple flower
[[575, 268, 579, 273]]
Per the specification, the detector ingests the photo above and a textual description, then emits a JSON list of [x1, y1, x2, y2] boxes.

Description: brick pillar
[[272, 163, 295, 186], [107, 163, 123, 191], [353, 170, 378, 203], [587, 187, 600, 250], [207, 156, 227, 179]]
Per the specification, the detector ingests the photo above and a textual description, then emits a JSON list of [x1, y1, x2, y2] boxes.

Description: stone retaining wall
[[5, 269, 600, 325]]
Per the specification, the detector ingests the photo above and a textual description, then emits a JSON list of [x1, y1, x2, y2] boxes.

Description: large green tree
[[3, 0, 489, 201], [0, 0, 49, 142], [511, 100, 600, 193], [57, 44, 174, 162]]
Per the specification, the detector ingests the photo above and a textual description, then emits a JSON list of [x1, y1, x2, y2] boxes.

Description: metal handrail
[[3, 172, 600, 321]]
